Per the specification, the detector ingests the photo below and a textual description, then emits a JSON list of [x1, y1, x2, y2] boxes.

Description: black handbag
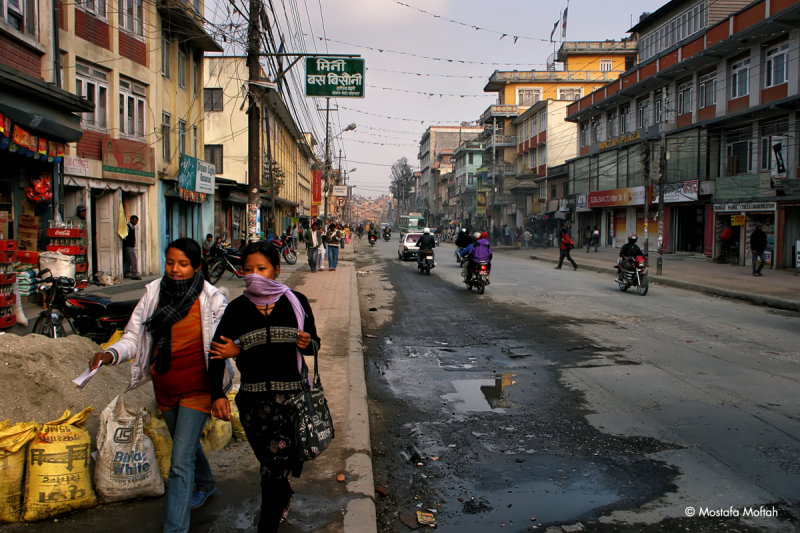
[[290, 344, 334, 461]]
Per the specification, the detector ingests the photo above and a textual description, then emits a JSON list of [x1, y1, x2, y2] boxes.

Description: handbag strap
[[297, 340, 321, 388]]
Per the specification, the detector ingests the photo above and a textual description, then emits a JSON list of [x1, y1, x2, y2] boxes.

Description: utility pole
[[246, 0, 261, 242], [321, 97, 331, 225], [642, 140, 650, 257], [657, 123, 666, 275]]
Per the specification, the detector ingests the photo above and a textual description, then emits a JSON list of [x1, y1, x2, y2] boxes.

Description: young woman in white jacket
[[90, 238, 233, 533]]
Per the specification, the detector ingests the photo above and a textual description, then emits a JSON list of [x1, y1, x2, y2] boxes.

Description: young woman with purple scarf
[[208, 241, 320, 532]]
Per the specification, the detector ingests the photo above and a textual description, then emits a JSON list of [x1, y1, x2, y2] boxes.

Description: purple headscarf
[[243, 274, 307, 376]]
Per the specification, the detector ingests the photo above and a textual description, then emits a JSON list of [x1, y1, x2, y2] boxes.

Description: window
[[76, 63, 108, 129], [654, 90, 664, 124], [192, 125, 198, 157], [119, 78, 146, 139], [607, 111, 617, 139], [161, 33, 171, 78], [730, 58, 749, 98], [468, 153, 473, 165], [192, 59, 199, 95], [580, 122, 589, 147], [539, 111, 546, 133], [677, 82, 693, 115], [77, 0, 105, 18], [205, 145, 223, 173], [539, 145, 546, 167], [765, 43, 788, 88], [640, 2, 705, 61], [637, 98, 650, 129], [2, 0, 36, 34], [759, 119, 789, 173], [119, 0, 142, 35], [599, 59, 613, 72], [698, 71, 716, 108], [725, 129, 753, 175], [178, 46, 187, 89], [203, 88, 223, 111], [178, 120, 186, 155], [590, 117, 599, 143], [161, 112, 171, 163], [558, 88, 582, 101], [517, 88, 541, 106], [619, 105, 630, 134]]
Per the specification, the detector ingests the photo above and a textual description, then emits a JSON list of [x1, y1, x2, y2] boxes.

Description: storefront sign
[[588, 186, 644, 207], [654, 180, 698, 203], [63, 156, 90, 177], [731, 215, 745, 226], [178, 154, 215, 195], [713, 202, 776, 212], [332, 185, 347, 197], [575, 194, 591, 212], [598, 130, 641, 151], [312, 170, 322, 206], [102, 139, 155, 184]]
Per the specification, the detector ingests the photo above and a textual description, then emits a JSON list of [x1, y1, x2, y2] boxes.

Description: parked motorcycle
[[417, 249, 435, 275], [32, 269, 138, 342], [369, 234, 377, 247], [207, 241, 244, 285], [614, 254, 649, 296], [272, 236, 298, 265], [463, 261, 490, 294]]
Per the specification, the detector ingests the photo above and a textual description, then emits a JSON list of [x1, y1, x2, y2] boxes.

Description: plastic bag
[[94, 396, 164, 503], [227, 388, 246, 441], [142, 410, 172, 485], [0, 420, 40, 522], [22, 408, 97, 522], [200, 417, 232, 455], [99, 329, 124, 350]]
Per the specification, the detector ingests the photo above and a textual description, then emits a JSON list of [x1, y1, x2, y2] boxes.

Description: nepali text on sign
[[305, 57, 365, 98]]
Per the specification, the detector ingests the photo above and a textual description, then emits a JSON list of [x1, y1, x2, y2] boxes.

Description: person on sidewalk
[[208, 241, 320, 533], [304, 222, 322, 272], [89, 238, 233, 533], [123, 215, 141, 280], [555, 228, 578, 271], [584, 225, 593, 253], [325, 223, 341, 271], [750, 223, 767, 277], [591, 226, 600, 252]]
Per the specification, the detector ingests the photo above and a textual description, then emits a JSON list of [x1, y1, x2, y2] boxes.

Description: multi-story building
[[453, 140, 485, 226], [479, 40, 638, 232], [565, 0, 800, 270], [417, 125, 482, 226]]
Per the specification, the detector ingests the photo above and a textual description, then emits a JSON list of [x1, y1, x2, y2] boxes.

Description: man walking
[[123, 215, 140, 280], [305, 222, 321, 272], [554, 227, 578, 271], [750, 223, 767, 277]]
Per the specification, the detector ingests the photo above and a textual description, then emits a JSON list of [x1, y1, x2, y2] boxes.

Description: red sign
[[102, 138, 155, 184], [312, 170, 322, 206], [311, 205, 319, 217], [588, 186, 645, 208]]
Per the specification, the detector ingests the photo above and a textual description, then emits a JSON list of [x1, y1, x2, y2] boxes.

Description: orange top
[[151, 300, 210, 413]]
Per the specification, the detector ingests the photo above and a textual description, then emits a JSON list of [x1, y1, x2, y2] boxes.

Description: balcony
[[484, 70, 623, 92], [158, 0, 222, 51], [480, 105, 523, 123]]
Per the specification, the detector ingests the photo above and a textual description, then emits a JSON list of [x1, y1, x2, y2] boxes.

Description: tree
[[389, 157, 413, 214]]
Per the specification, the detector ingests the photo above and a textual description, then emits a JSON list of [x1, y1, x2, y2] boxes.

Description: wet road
[[357, 240, 800, 532]]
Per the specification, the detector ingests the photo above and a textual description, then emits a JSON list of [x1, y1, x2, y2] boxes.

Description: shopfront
[[713, 202, 777, 269]]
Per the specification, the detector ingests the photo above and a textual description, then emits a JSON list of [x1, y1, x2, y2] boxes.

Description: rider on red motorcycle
[[619, 234, 644, 271], [466, 232, 492, 280]]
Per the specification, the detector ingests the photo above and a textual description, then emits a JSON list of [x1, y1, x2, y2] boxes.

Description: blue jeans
[[752, 250, 766, 274], [327, 245, 339, 269], [162, 406, 214, 533]]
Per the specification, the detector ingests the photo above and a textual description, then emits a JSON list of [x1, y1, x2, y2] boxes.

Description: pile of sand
[[0, 333, 156, 437]]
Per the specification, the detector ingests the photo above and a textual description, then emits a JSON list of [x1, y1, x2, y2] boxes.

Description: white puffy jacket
[[106, 278, 234, 395]]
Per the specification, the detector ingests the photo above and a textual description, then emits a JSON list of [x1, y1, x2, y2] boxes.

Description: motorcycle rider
[[466, 231, 492, 281], [367, 225, 378, 242], [416, 227, 437, 266], [383, 226, 391, 240], [455, 228, 473, 251], [619, 234, 644, 271]]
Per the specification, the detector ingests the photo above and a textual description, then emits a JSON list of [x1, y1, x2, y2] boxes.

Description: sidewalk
[[498, 243, 800, 311]]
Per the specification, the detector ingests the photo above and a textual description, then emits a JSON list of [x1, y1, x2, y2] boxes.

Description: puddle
[[442, 375, 516, 412]]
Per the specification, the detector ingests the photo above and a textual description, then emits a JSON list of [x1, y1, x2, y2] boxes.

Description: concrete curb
[[528, 254, 800, 312], [343, 263, 377, 532]]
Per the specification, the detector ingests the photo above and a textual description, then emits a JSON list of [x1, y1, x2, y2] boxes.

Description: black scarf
[[145, 271, 205, 374]]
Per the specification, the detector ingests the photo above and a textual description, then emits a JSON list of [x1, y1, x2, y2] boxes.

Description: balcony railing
[[480, 105, 522, 123]]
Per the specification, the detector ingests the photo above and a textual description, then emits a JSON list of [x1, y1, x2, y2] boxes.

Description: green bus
[[398, 213, 425, 234]]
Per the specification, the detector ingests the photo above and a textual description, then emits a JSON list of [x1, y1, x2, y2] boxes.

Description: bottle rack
[[46, 228, 87, 280], [0, 239, 17, 328]]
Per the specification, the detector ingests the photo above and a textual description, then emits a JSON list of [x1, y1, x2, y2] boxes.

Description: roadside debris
[[416, 510, 437, 527]]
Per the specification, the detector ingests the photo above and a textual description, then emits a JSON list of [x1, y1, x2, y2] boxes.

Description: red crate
[[45, 245, 86, 255], [0, 293, 16, 307], [0, 240, 17, 251], [0, 314, 16, 329], [46, 228, 86, 238], [0, 273, 16, 285], [75, 262, 88, 273], [15, 250, 39, 264], [0, 251, 15, 264]]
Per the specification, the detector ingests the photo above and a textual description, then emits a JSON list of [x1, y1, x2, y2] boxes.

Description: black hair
[[206, 233, 213, 239], [167, 237, 203, 269], [242, 240, 281, 269]]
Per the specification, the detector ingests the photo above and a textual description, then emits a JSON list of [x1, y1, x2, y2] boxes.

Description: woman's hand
[[297, 330, 311, 349], [209, 336, 241, 360], [211, 397, 231, 421], [89, 352, 113, 370]]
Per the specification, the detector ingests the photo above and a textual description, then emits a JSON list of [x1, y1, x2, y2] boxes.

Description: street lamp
[[323, 122, 356, 224]]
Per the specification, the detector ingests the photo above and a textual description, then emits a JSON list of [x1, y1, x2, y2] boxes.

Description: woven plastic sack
[[94, 396, 164, 503], [0, 420, 40, 522], [142, 410, 172, 485], [227, 388, 247, 441], [200, 417, 231, 456], [22, 408, 97, 522]]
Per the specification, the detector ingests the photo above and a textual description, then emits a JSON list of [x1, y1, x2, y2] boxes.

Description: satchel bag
[[290, 344, 334, 461]]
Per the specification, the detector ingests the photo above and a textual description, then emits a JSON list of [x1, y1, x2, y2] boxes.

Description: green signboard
[[305, 57, 365, 98]]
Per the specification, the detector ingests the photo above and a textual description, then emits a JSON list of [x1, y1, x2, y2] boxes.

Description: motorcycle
[[32, 269, 138, 342], [614, 254, 649, 296], [454, 247, 467, 266], [207, 241, 244, 285], [273, 236, 298, 265], [417, 249, 435, 275], [383, 231, 391, 241], [368, 234, 377, 247], [463, 261, 490, 294]]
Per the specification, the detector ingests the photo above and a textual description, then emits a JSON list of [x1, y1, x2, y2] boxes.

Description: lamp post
[[323, 122, 356, 225], [344, 168, 356, 222]]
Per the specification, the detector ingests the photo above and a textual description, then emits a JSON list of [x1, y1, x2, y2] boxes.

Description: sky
[[209, 0, 669, 198]]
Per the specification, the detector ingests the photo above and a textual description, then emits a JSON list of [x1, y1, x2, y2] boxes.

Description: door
[[94, 192, 120, 277]]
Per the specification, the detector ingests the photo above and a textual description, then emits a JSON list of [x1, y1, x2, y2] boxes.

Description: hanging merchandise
[[24, 175, 52, 204]]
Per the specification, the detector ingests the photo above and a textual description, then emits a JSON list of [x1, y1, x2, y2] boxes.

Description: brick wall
[[0, 39, 41, 78], [75, 9, 110, 50], [119, 31, 147, 66], [76, 130, 106, 160]]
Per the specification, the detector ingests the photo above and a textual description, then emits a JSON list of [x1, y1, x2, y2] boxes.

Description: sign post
[[305, 57, 365, 98]]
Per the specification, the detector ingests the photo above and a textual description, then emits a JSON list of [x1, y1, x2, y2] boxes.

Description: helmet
[[473, 232, 481, 240], [481, 232, 488, 239], [628, 234, 638, 244], [460, 228, 466, 233], [423, 227, 430, 234]]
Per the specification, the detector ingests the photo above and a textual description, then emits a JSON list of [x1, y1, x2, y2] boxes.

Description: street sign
[[332, 185, 348, 197], [305, 57, 365, 98], [336, 197, 346, 207]]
